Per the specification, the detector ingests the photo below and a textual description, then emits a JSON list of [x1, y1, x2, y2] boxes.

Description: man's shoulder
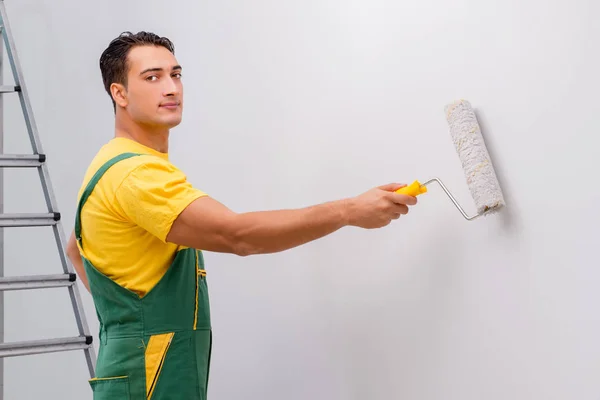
[[78, 140, 177, 196]]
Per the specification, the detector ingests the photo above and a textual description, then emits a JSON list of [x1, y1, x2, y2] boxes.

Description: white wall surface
[[1, 0, 599, 399]]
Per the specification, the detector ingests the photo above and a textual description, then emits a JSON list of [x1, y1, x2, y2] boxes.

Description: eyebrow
[[139, 65, 182, 75]]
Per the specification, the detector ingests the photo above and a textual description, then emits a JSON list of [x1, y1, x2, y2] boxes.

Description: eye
[[173, 72, 182, 79], [146, 75, 158, 81]]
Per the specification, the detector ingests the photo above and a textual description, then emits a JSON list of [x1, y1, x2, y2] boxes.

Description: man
[[66, 31, 417, 400]]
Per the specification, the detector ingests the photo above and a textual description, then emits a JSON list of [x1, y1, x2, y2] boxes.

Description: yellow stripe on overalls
[[194, 250, 207, 330], [145, 332, 175, 399]]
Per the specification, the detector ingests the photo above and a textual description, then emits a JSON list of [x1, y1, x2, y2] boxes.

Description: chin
[[162, 116, 183, 128]]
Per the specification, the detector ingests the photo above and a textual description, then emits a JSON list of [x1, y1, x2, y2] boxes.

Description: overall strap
[[75, 152, 144, 250]]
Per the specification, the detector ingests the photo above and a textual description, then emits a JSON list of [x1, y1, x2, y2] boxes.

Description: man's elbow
[[226, 231, 259, 257], [224, 219, 265, 257], [233, 243, 263, 257]]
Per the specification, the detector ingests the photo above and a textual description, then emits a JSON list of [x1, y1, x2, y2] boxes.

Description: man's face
[[115, 45, 184, 128]]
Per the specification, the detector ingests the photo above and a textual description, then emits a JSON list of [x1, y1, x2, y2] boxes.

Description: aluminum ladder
[[0, 1, 96, 396]]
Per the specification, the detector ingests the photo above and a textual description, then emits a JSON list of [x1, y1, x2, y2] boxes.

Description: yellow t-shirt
[[76, 137, 207, 297]]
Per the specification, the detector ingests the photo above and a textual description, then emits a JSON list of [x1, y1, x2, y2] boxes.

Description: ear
[[110, 83, 128, 108]]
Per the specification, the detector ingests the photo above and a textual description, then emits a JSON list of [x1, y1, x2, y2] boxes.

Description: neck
[[114, 112, 169, 153]]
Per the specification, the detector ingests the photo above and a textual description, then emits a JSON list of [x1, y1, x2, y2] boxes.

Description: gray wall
[[2, 0, 599, 399]]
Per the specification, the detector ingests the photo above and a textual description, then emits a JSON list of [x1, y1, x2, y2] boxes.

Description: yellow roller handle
[[395, 180, 427, 196]]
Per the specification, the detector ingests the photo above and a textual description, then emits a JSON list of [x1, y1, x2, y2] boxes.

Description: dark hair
[[99, 31, 175, 111]]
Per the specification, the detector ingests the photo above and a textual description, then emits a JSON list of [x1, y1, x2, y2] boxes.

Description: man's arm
[[166, 183, 417, 256], [66, 230, 91, 293]]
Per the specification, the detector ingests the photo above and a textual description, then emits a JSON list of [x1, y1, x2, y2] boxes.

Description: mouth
[[159, 102, 180, 110]]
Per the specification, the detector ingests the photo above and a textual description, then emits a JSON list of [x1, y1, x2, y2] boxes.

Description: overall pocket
[[88, 376, 130, 399]]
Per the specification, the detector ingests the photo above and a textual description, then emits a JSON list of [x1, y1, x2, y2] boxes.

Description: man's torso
[[76, 136, 206, 297]]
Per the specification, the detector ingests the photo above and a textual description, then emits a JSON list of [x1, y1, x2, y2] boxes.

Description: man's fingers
[[389, 192, 418, 206], [378, 183, 406, 192], [392, 204, 409, 215]]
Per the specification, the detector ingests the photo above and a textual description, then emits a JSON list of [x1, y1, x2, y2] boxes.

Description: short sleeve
[[114, 159, 207, 242]]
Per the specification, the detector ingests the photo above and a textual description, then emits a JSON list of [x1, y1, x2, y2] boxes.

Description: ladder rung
[[0, 336, 93, 358], [0, 273, 76, 291], [0, 85, 20, 93], [0, 212, 60, 227], [0, 154, 45, 167]]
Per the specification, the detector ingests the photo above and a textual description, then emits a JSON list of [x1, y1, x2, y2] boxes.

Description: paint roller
[[396, 99, 505, 220]]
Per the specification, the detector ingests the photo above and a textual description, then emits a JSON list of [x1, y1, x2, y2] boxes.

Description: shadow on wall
[[473, 107, 521, 235]]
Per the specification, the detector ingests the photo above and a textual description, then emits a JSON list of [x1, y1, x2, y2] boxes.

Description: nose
[[163, 76, 181, 97]]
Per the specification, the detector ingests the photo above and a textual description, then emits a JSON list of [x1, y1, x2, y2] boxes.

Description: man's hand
[[166, 182, 418, 256], [344, 183, 417, 229]]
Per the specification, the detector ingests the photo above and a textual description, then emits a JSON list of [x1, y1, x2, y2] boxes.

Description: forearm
[[231, 199, 351, 255]]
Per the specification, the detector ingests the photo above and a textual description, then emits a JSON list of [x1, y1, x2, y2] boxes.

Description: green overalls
[[75, 153, 212, 399]]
